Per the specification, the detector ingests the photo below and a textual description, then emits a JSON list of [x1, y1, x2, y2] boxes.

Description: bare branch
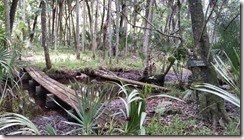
[[224, 14, 240, 31], [199, 0, 218, 42], [121, 11, 182, 40]]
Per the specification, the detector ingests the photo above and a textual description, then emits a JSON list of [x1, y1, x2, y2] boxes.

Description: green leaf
[[192, 83, 240, 107], [45, 124, 57, 135]]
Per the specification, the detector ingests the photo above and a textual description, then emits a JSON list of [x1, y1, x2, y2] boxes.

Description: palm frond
[[0, 113, 40, 135], [192, 83, 240, 107]]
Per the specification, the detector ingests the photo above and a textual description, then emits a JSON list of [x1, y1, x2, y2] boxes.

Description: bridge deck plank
[[25, 67, 80, 108]]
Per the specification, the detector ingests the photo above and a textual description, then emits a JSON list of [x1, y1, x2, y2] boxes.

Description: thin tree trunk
[[64, 3, 69, 46], [108, 0, 112, 64], [41, 0, 52, 69], [115, 0, 120, 64], [124, 0, 128, 56], [21, 0, 26, 43], [48, 12, 51, 46], [63, 3, 68, 47], [30, 2, 41, 43], [120, 0, 125, 29], [4, 0, 11, 47], [75, 0, 81, 59], [164, 5, 171, 34], [100, 0, 106, 32], [58, 0, 64, 45], [133, 0, 138, 53], [85, 0, 92, 27], [143, 0, 154, 68], [93, 0, 98, 59], [71, 11, 77, 53], [67, 0, 72, 47], [102, 21, 107, 61], [51, 0, 56, 45], [81, 0, 86, 52], [9, 0, 19, 35], [54, 4, 59, 51], [177, 0, 183, 45]]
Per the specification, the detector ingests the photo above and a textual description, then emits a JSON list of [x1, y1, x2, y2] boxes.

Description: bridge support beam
[[45, 94, 59, 109], [35, 85, 47, 98], [28, 79, 38, 90]]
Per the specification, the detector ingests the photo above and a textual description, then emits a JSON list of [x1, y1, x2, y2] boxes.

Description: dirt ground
[[24, 68, 240, 135]]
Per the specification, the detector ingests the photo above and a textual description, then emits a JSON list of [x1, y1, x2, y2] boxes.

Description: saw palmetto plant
[[191, 49, 240, 107]]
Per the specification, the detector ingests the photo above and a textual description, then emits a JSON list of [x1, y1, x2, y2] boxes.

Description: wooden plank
[[28, 68, 79, 104], [29, 73, 77, 107], [36, 78, 78, 107], [25, 67, 80, 108]]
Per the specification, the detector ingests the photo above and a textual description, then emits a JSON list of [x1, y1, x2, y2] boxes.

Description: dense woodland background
[[0, 0, 241, 136]]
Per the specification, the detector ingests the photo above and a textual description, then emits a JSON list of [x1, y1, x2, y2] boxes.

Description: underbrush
[[146, 114, 240, 135]]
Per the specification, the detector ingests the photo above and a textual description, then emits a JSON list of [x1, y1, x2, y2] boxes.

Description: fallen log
[[90, 69, 170, 92]]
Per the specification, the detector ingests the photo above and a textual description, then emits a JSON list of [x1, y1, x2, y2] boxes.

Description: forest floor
[[13, 49, 240, 135], [23, 66, 240, 135]]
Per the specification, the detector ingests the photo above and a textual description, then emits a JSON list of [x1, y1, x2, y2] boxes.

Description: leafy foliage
[[51, 82, 112, 135], [114, 83, 146, 135], [0, 47, 19, 106]]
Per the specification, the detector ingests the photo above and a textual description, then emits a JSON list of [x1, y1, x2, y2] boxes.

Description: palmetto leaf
[[0, 113, 41, 135], [212, 53, 240, 96], [192, 83, 240, 107], [45, 124, 57, 135]]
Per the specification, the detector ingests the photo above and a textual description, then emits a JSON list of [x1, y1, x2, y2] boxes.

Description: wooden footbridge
[[24, 67, 79, 109]]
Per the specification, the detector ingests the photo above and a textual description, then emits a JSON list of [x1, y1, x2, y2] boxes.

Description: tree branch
[[199, 0, 218, 42], [121, 11, 182, 40], [136, 10, 182, 41], [224, 14, 240, 31]]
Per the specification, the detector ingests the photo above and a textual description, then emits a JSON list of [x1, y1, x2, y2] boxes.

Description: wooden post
[[45, 93, 59, 109], [28, 79, 38, 90], [35, 85, 47, 101]]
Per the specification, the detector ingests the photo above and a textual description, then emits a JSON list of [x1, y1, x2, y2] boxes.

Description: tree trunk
[[188, 0, 230, 129], [30, 2, 41, 43], [66, 0, 72, 47], [107, 0, 112, 64], [58, 0, 64, 45], [21, 0, 26, 42], [102, 21, 107, 61], [75, 0, 80, 59], [9, 0, 19, 35], [115, 0, 120, 64], [51, 0, 56, 45], [81, 0, 86, 52], [124, 0, 128, 56], [177, 0, 183, 45], [132, 0, 138, 53], [4, 0, 11, 47], [86, 69, 170, 92], [63, 3, 68, 46], [93, 0, 99, 59], [143, 0, 154, 68], [41, 0, 52, 69], [100, 0, 106, 32]]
